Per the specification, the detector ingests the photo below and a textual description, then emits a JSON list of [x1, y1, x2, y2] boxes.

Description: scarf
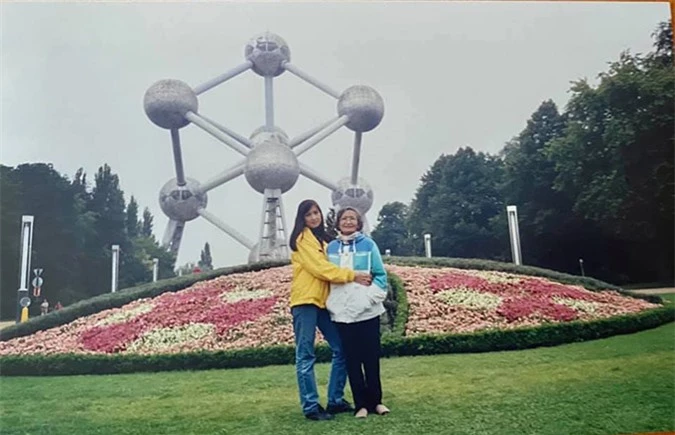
[[337, 231, 360, 243]]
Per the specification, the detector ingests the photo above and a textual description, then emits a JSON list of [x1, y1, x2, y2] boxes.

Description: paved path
[[626, 288, 674, 295]]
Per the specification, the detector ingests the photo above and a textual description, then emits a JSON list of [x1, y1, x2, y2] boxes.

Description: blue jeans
[[291, 304, 348, 415]]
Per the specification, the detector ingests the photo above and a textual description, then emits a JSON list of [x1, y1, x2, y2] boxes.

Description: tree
[[546, 21, 674, 282], [0, 165, 23, 319], [90, 164, 127, 247], [129, 236, 177, 282], [500, 100, 581, 266], [0, 164, 85, 317], [371, 202, 413, 256], [141, 207, 154, 238], [650, 20, 672, 67], [501, 100, 567, 234], [126, 196, 140, 238], [0, 162, 177, 319], [198, 242, 214, 271], [79, 164, 130, 294], [408, 147, 506, 260]]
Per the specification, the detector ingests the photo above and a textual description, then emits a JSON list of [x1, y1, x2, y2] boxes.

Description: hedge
[[1, 304, 672, 376], [382, 273, 409, 339]]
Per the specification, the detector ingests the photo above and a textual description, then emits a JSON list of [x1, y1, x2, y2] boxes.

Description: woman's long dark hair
[[289, 199, 331, 251]]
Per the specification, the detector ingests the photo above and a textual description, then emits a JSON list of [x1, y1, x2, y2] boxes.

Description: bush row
[[1, 304, 672, 376], [382, 273, 409, 339]]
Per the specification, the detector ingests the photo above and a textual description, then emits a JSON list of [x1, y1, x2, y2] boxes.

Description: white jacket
[[326, 282, 387, 324], [325, 233, 388, 324]]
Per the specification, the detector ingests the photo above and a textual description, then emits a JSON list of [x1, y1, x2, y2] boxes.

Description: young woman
[[289, 199, 372, 421], [325, 206, 391, 418]]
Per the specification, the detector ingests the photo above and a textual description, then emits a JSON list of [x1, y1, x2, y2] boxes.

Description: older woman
[[325, 206, 391, 418], [289, 199, 372, 421]]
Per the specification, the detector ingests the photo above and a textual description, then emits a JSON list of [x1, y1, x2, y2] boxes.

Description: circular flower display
[[0, 265, 661, 356]]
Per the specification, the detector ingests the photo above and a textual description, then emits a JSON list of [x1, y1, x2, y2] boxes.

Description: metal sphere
[[159, 178, 207, 222], [250, 126, 289, 146], [144, 79, 198, 130], [244, 32, 290, 77], [331, 177, 374, 214], [245, 140, 299, 194], [337, 85, 384, 132]]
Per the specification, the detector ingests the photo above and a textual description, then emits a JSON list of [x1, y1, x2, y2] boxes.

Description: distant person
[[326, 206, 390, 418], [40, 299, 49, 316], [288, 199, 372, 421], [55, 301, 63, 311]]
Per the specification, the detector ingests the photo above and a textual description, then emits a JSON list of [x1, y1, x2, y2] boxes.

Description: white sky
[[1, 1, 669, 268]]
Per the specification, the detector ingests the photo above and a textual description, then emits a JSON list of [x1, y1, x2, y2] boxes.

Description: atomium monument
[[144, 32, 384, 264]]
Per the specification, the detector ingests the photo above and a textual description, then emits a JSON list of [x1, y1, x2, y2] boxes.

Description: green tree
[[500, 101, 578, 266], [408, 147, 506, 260], [371, 202, 413, 256], [141, 207, 154, 238], [0, 164, 84, 317], [198, 242, 213, 271], [128, 236, 177, 282], [0, 163, 176, 319], [546, 21, 674, 282], [0, 165, 23, 319], [126, 196, 140, 238], [80, 164, 129, 294]]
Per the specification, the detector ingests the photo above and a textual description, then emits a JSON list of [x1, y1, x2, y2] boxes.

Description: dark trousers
[[335, 316, 382, 412]]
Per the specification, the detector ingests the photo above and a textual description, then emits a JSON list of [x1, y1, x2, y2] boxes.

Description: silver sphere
[[250, 126, 289, 146], [245, 32, 290, 77], [159, 178, 207, 222], [248, 243, 289, 264], [144, 79, 198, 130], [337, 85, 384, 132], [245, 140, 299, 194], [331, 177, 374, 214]]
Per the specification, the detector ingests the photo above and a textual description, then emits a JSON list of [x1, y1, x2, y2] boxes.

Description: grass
[[1, 316, 674, 435], [660, 294, 675, 303]]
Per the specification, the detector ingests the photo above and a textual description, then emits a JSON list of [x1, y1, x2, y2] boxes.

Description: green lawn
[[660, 293, 675, 303], [1, 314, 674, 435]]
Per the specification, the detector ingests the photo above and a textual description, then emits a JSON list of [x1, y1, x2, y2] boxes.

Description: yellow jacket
[[290, 228, 355, 308]]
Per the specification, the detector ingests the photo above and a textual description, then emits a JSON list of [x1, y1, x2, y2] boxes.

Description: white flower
[[220, 287, 273, 303], [95, 302, 154, 326], [435, 288, 502, 310], [126, 323, 215, 352], [553, 297, 600, 313]]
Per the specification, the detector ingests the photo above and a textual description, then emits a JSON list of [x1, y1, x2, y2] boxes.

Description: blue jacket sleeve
[[369, 240, 388, 290]]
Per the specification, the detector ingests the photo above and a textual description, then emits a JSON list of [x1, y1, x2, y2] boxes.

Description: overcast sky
[[1, 2, 669, 269]]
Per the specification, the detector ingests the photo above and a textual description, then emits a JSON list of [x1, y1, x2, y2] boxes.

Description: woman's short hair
[[336, 206, 363, 232]]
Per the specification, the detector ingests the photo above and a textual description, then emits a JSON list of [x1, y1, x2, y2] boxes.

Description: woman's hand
[[354, 273, 372, 286]]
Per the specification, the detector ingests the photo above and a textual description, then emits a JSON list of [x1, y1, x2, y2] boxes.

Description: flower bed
[[0, 266, 296, 356], [0, 265, 662, 357], [387, 265, 660, 335]]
